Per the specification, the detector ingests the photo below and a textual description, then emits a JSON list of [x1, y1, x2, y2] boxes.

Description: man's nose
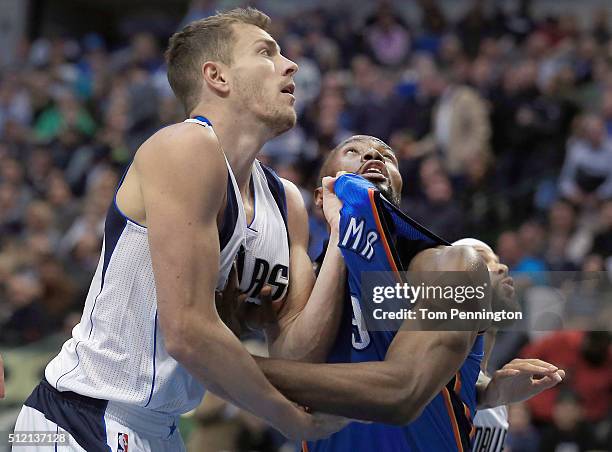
[[281, 55, 298, 77], [362, 148, 384, 162]]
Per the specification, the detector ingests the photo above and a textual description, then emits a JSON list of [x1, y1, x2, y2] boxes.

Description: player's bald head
[[316, 134, 402, 208], [318, 135, 394, 182]]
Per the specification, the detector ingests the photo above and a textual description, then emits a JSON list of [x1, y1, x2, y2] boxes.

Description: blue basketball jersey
[[308, 174, 483, 452]]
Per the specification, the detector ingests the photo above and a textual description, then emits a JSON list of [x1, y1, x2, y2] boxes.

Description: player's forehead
[[232, 23, 278, 55], [337, 135, 394, 153]]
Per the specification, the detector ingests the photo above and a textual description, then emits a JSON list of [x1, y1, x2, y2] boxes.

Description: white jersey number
[[351, 295, 371, 350]]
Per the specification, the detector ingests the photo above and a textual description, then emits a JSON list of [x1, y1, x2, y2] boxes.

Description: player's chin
[[274, 109, 297, 134]]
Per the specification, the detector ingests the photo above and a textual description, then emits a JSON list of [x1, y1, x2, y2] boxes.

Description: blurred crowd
[[0, 0, 611, 450]]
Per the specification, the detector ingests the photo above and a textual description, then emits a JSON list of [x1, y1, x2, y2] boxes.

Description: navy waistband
[[40, 378, 108, 409]]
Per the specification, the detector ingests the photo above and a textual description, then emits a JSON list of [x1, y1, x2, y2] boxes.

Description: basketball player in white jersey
[[12, 8, 348, 451]]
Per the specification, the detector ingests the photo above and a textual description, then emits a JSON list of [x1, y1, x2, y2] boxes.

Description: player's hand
[[321, 171, 347, 232], [0, 353, 5, 399], [484, 358, 565, 407], [282, 410, 351, 441]]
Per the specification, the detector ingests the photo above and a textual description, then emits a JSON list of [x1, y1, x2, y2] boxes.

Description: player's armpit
[[266, 178, 345, 362]]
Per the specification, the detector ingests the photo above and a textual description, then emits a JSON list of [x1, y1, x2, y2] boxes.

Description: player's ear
[[202, 61, 230, 95], [314, 187, 323, 209]]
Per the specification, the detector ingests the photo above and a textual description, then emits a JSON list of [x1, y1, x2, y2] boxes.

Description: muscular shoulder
[[135, 122, 226, 177], [280, 178, 305, 215], [134, 122, 229, 220], [277, 178, 308, 249]]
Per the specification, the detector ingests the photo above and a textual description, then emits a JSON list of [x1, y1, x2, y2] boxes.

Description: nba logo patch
[[118, 433, 128, 451]]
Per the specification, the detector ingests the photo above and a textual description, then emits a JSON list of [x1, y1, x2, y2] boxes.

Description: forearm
[[176, 316, 297, 427], [272, 230, 345, 362], [256, 357, 409, 424]]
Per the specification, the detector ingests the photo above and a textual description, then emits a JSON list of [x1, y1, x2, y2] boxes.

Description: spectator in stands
[[0, 271, 50, 345], [404, 170, 465, 242], [364, 3, 411, 67], [539, 390, 607, 451], [591, 199, 612, 259], [520, 331, 612, 424], [544, 199, 590, 270], [505, 402, 541, 452], [412, 69, 491, 176], [559, 113, 612, 204]]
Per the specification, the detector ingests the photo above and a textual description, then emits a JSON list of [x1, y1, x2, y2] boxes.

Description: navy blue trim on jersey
[[103, 202, 128, 284], [89, 198, 128, 342], [53, 341, 82, 390], [112, 162, 146, 228], [24, 379, 111, 452], [192, 115, 212, 126], [247, 175, 257, 231], [446, 377, 473, 451], [219, 173, 239, 251], [377, 192, 451, 266], [144, 310, 158, 408], [259, 163, 289, 245]]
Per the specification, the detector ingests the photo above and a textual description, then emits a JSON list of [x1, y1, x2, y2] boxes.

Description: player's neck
[[191, 107, 271, 190]]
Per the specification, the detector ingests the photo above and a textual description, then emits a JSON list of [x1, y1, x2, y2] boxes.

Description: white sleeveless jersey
[[45, 117, 246, 415], [472, 405, 509, 452], [237, 160, 290, 304]]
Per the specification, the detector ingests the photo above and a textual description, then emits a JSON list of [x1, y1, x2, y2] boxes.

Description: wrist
[[328, 227, 341, 245], [270, 401, 307, 436]]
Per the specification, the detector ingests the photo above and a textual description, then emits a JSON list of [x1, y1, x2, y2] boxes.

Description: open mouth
[[358, 161, 388, 183], [281, 83, 295, 95]]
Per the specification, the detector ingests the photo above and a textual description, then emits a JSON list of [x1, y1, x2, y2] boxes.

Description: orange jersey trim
[[442, 387, 464, 452]]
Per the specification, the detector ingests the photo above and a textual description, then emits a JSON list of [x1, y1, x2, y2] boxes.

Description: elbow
[[165, 331, 191, 363], [377, 383, 427, 426], [385, 397, 425, 426], [163, 319, 202, 364]]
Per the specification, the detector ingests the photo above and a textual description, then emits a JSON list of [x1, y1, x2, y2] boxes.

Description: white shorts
[[13, 380, 185, 452]]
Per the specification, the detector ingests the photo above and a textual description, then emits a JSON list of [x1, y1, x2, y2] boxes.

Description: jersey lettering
[[351, 295, 370, 350], [245, 258, 288, 300], [340, 216, 379, 261], [341, 217, 364, 250], [472, 426, 507, 452], [268, 264, 289, 299]]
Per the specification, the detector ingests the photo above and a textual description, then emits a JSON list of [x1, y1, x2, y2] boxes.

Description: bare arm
[[266, 178, 346, 362], [138, 125, 321, 440], [258, 246, 489, 424], [257, 330, 476, 425]]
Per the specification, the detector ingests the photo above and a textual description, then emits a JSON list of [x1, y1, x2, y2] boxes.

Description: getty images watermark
[[356, 271, 612, 333]]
